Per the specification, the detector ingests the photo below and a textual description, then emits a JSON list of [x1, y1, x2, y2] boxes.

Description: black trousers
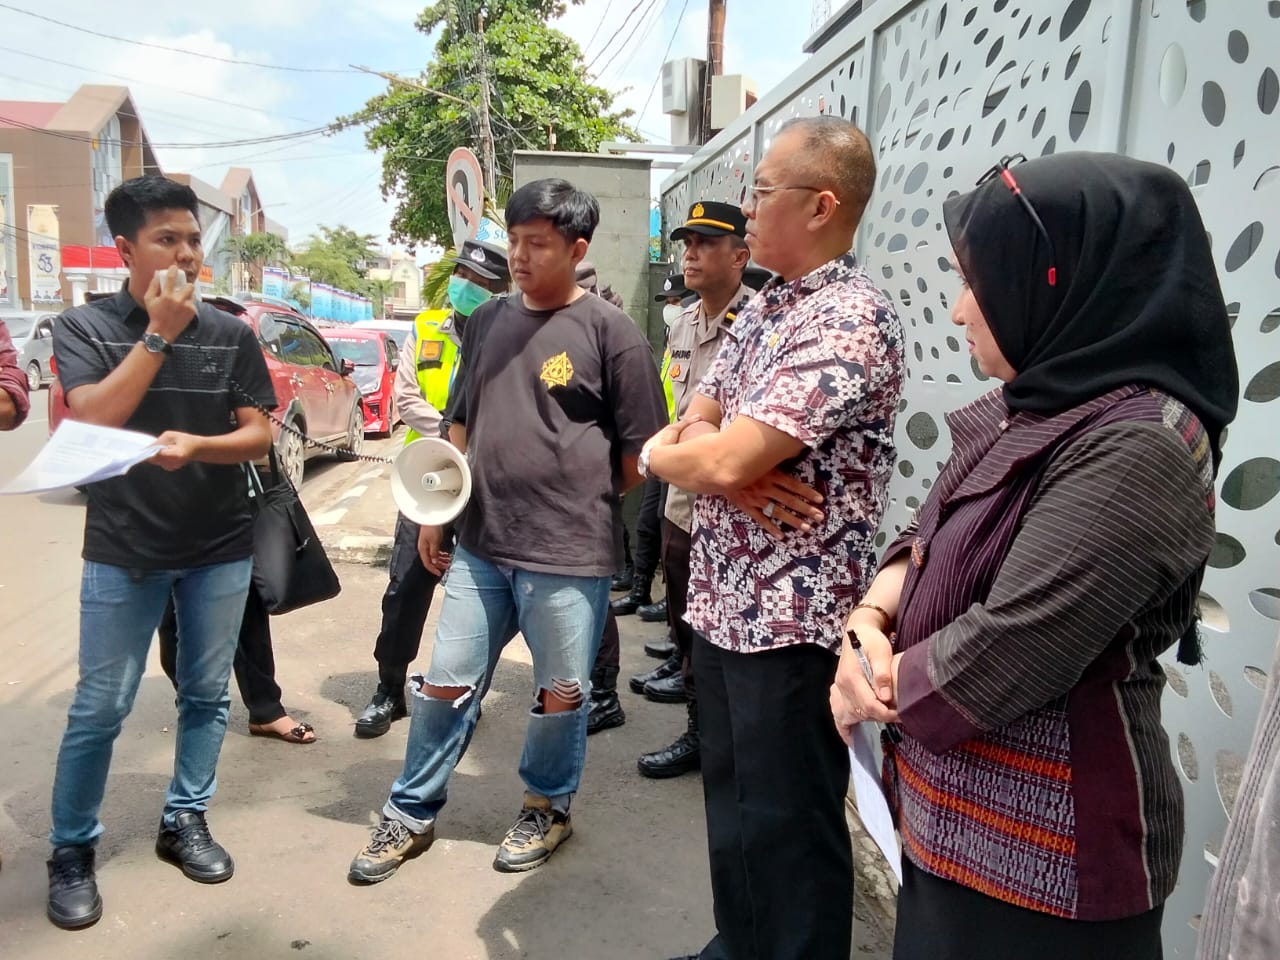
[[693, 635, 853, 960], [661, 519, 694, 689], [893, 858, 1164, 960], [632, 477, 666, 580], [594, 608, 621, 677], [373, 513, 445, 689], [158, 585, 282, 726]]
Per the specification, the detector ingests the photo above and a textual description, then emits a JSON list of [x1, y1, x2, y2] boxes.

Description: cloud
[[0, 0, 816, 256]]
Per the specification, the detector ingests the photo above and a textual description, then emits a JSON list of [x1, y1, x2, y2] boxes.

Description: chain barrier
[[231, 380, 397, 467]]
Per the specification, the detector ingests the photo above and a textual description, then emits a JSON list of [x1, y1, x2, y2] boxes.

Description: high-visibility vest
[[405, 311, 460, 444], [659, 348, 677, 423]]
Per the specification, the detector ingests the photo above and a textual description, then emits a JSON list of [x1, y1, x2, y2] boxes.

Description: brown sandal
[[249, 721, 316, 744]]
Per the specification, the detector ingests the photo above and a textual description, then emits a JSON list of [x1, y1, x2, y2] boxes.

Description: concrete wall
[[511, 151, 653, 330]]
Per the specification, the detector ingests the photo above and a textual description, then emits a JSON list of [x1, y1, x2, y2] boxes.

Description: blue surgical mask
[[447, 276, 492, 316]]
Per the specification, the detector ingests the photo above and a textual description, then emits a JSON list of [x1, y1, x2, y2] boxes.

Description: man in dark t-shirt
[[349, 179, 666, 883], [44, 177, 275, 931]]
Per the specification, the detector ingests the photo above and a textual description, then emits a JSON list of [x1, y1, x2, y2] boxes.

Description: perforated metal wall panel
[[660, 1, 1280, 954]]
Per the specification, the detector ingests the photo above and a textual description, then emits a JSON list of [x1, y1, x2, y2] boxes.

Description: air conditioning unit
[[710, 74, 759, 132], [662, 57, 706, 115]]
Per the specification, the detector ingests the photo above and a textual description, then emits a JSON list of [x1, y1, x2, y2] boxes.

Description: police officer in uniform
[[635, 201, 754, 778], [355, 239, 510, 737]]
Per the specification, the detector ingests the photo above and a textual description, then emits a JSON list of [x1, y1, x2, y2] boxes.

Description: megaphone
[[390, 438, 473, 525]]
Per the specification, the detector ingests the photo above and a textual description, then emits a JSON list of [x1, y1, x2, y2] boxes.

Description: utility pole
[[476, 9, 499, 202], [701, 0, 726, 144]]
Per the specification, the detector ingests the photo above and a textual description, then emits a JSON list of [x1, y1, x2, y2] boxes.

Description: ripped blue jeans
[[383, 545, 610, 832]]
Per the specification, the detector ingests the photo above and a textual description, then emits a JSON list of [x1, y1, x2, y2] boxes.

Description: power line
[[0, 45, 319, 124], [602, 0, 671, 84], [0, 71, 252, 139], [641, 0, 694, 118], [0, 3, 358, 74], [582, 0, 617, 56], [586, 0, 657, 72], [0, 114, 336, 150]]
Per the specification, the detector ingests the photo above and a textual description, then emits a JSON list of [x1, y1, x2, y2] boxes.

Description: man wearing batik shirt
[[642, 117, 905, 960]]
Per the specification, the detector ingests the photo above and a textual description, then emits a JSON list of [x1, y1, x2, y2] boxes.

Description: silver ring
[[762, 501, 776, 519]]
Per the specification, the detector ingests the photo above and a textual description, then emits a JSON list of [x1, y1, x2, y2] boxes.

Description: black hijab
[[942, 151, 1239, 471]]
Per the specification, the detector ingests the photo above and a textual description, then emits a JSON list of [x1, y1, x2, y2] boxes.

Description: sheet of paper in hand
[[850, 723, 903, 884], [1, 420, 163, 495]]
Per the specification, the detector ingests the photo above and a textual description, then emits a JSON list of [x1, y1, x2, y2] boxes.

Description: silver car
[[2, 312, 58, 390]]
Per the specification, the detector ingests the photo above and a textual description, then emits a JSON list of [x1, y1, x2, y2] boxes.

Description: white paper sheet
[[1, 420, 163, 494], [850, 723, 903, 884]]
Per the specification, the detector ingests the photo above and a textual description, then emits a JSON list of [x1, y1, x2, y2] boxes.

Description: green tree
[[341, 0, 637, 246], [224, 231, 289, 291], [367, 276, 397, 318], [291, 224, 380, 292]]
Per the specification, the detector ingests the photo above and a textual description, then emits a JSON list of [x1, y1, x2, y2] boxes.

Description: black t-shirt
[[448, 291, 666, 576], [53, 286, 276, 569]]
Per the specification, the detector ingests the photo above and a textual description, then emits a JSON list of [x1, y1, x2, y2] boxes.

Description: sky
[[0, 0, 815, 260]]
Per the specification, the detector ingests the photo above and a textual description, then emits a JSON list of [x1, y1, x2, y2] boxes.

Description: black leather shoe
[[610, 565, 634, 592], [644, 639, 676, 660], [47, 845, 102, 929], [636, 597, 668, 623], [629, 654, 681, 694], [155, 811, 234, 883], [610, 576, 653, 616], [644, 672, 688, 703], [586, 689, 626, 734], [638, 730, 701, 778], [355, 687, 408, 739]]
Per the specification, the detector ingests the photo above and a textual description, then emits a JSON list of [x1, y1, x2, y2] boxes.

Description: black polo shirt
[[447, 291, 667, 576], [53, 285, 276, 569]]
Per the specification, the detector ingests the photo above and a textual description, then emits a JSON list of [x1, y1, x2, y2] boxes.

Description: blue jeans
[[50, 558, 253, 848], [384, 546, 610, 832]]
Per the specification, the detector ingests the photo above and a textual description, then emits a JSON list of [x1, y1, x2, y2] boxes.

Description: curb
[[320, 533, 394, 567]]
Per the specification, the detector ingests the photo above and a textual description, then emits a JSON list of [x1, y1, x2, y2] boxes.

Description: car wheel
[[26, 362, 41, 391], [344, 401, 364, 457], [277, 426, 306, 488]]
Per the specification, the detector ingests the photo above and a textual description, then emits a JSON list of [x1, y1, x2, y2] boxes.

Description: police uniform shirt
[[663, 281, 756, 532]]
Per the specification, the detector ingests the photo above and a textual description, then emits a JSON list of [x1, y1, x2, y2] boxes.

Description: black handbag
[[247, 449, 341, 614]]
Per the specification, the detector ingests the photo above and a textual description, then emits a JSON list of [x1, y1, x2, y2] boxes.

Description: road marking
[[312, 462, 390, 527]]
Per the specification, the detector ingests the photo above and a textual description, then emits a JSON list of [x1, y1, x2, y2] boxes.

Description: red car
[[49, 294, 363, 488], [321, 327, 400, 437]]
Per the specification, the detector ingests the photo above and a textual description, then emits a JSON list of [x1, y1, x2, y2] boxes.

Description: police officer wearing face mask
[[355, 238, 510, 738]]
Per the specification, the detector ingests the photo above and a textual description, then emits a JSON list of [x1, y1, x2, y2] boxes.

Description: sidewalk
[[299, 444, 901, 955]]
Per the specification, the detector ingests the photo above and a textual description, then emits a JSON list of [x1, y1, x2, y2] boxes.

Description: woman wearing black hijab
[[829, 151, 1239, 959]]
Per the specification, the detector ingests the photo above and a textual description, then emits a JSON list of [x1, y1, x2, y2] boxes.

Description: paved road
[[0, 407, 895, 959]]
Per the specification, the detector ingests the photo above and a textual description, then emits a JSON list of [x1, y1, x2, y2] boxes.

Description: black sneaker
[[155, 811, 234, 883], [47, 845, 102, 930], [355, 687, 408, 739]]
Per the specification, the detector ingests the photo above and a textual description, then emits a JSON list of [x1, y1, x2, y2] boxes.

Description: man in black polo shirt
[[45, 177, 275, 930], [348, 178, 666, 883]]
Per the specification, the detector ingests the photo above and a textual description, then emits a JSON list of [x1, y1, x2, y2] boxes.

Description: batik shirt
[[686, 253, 905, 653]]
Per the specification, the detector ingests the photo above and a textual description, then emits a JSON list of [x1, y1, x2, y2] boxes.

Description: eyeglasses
[[975, 153, 1057, 287], [745, 184, 841, 208]]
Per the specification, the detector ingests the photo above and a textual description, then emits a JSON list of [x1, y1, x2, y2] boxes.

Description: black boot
[[643, 638, 676, 660], [636, 596, 668, 623], [355, 679, 408, 739], [587, 666, 625, 734], [644, 670, 687, 703], [629, 652, 682, 694], [610, 563, 635, 592], [610, 574, 653, 616], [637, 697, 700, 779]]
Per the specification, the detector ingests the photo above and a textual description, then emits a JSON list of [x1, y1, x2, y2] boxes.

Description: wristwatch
[[142, 332, 172, 356], [637, 446, 653, 479]]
